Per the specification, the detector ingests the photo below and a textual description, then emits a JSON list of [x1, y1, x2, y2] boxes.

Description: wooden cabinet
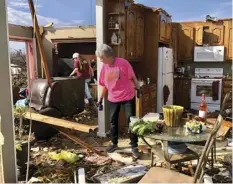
[[126, 6, 144, 61], [135, 11, 144, 58], [126, 8, 136, 59], [178, 24, 194, 61], [195, 25, 203, 45], [119, 84, 157, 134], [222, 79, 232, 109], [159, 11, 171, 43], [174, 79, 191, 109], [224, 20, 232, 61], [136, 84, 157, 117], [208, 25, 224, 46], [171, 23, 178, 64]]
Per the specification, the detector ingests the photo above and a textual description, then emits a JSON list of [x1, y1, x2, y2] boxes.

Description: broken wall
[[8, 24, 33, 40], [42, 26, 96, 76]]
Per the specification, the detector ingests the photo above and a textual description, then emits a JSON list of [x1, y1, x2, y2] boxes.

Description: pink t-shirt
[[99, 57, 136, 102]]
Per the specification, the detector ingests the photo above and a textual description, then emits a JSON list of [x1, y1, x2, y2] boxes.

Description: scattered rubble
[[72, 105, 98, 125]]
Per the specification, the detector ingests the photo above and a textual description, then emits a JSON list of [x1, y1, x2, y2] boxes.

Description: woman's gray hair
[[95, 44, 114, 58]]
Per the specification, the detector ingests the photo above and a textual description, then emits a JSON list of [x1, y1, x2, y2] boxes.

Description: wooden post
[[0, 1, 17, 182], [28, 0, 52, 86], [96, 0, 110, 137]]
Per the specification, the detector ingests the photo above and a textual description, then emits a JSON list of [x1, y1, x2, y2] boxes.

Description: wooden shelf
[[108, 12, 124, 15]]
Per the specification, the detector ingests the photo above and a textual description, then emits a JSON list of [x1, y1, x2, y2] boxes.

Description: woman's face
[[98, 56, 111, 64], [73, 57, 79, 62]]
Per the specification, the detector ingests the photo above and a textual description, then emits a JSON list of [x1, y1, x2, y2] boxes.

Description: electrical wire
[[26, 0, 38, 182]]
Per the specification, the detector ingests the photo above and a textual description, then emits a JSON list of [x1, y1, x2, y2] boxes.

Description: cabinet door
[[166, 16, 172, 41], [179, 24, 194, 61], [225, 21, 232, 61], [195, 25, 203, 45], [126, 9, 136, 59], [159, 12, 167, 42], [209, 25, 224, 45], [135, 12, 144, 58], [171, 24, 178, 64]]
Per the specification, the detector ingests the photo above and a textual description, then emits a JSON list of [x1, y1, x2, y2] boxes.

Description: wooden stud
[[28, 0, 51, 86]]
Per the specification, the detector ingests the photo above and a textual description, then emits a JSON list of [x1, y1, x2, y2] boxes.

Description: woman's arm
[[132, 75, 140, 89], [88, 60, 94, 77], [100, 86, 108, 100], [69, 68, 78, 77]]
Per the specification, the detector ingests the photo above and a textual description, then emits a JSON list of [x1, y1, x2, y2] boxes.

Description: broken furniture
[[139, 114, 223, 183], [29, 77, 85, 139], [141, 125, 211, 169], [188, 92, 232, 166]]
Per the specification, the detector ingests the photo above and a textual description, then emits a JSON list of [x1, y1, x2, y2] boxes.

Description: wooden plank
[[222, 120, 232, 128], [207, 118, 231, 137], [58, 128, 104, 156], [24, 112, 98, 133], [28, 0, 51, 87], [207, 118, 232, 128]]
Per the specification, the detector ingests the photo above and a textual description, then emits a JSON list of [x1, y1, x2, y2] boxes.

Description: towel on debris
[[212, 81, 219, 101], [163, 85, 170, 105]]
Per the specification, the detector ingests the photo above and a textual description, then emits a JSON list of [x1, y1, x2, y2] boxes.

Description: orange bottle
[[199, 94, 207, 122]]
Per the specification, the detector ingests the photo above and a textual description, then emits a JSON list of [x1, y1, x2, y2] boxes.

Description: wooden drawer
[[142, 108, 151, 116], [223, 80, 232, 88], [150, 90, 156, 101], [142, 93, 150, 103]]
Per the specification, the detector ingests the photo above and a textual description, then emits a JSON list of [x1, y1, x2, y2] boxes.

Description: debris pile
[[63, 106, 98, 125], [16, 133, 123, 183], [204, 155, 232, 183]]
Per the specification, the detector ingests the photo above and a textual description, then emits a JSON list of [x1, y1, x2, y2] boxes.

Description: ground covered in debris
[[17, 131, 128, 183], [63, 105, 98, 126], [14, 106, 232, 183], [28, 134, 124, 183]]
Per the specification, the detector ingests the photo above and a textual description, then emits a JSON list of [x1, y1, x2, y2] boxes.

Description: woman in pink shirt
[[96, 44, 141, 159]]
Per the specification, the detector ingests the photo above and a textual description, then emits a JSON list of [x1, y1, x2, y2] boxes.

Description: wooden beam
[[58, 128, 105, 156], [24, 112, 98, 133], [28, 0, 51, 87]]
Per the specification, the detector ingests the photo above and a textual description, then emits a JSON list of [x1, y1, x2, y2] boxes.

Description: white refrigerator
[[157, 47, 174, 112]]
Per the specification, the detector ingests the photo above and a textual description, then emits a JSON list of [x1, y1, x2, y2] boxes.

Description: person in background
[[96, 44, 141, 159], [90, 57, 97, 82], [69, 53, 94, 105]]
